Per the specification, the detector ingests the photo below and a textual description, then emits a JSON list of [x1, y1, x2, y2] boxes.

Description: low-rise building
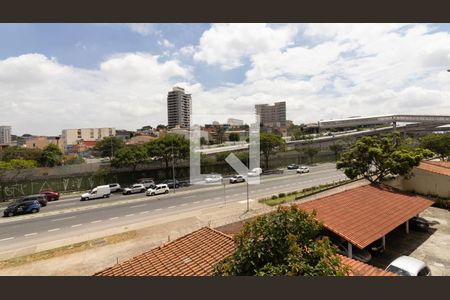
[[61, 127, 115, 153], [25, 136, 63, 151]]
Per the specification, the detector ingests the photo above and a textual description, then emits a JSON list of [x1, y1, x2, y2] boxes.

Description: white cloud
[[158, 39, 174, 48], [0, 53, 191, 135], [126, 23, 160, 36], [193, 23, 300, 70]]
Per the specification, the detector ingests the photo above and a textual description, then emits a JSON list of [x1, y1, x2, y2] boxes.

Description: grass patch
[[259, 179, 353, 206], [0, 230, 137, 270]]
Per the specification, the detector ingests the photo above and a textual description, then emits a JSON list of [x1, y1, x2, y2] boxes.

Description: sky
[[1, 23, 450, 136]]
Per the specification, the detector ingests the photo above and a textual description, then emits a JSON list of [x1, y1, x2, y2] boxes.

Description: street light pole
[[246, 152, 250, 213], [171, 136, 176, 194]]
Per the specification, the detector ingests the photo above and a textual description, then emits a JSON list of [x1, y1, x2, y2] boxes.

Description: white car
[[229, 175, 246, 184], [385, 256, 432, 276], [296, 166, 310, 174], [146, 184, 170, 196], [122, 184, 146, 195], [205, 174, 223, 183], [247, 167, 262, 177], [108, 183, 122, 193]]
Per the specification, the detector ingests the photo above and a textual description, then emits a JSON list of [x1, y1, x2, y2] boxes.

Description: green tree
[[214, 126, 226, 144], [146, 134, 189, 177], [93, 137, 125, 158], [110, 145, 148, 172], [214, 206, 349, 276], [0, 159, 37, 201], [0, 146, 42, 162], [200, 137, 207, 146], [39, 144, 63, 167], [304, 146, 320, 164], [329, 143, 344, 161], [337, 133, 433, 184], [260, 133, 286, 169], [228, 132, 240, 142], [156, 124, 167, 131], [420, 133, 450, 161]]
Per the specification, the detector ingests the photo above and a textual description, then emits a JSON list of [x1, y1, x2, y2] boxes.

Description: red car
[[40, 190, 60, 201]]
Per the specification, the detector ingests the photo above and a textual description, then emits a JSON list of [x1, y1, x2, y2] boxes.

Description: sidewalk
[[0, 179, 369, 276]]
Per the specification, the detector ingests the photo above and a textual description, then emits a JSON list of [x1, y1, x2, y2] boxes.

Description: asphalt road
[[0, 163, 346, 255]]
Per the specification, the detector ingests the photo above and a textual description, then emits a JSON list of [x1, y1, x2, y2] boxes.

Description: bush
[[278, 192, 286, 198], [271, 195, 278, 200]]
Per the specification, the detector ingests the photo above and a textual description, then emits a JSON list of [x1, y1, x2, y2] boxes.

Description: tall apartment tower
[[167, 87, 192, 129], [255, 101, 286, 128], [0, 126, 12, 145]]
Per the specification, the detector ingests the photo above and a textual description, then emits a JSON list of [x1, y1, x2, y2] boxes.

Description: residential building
[[227, 118, 244, 127], [0, 126, 12, 145], [255, 101, 286, 128], [167, 87, 192, 129], [25, 136, 63, 151], [61, 128, 115, 153], [115, 129, 132, 141], [126, 135, 157, 145]]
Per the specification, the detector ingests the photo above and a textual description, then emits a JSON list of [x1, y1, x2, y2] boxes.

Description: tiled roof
[[94, 227, 235, 276], [94, 226, 396, 276], [296, 184, 433, 249], [338, 255, 396, 276], [417, 161, 450, 177]]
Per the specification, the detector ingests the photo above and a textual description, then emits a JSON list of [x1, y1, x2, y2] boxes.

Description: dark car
[[163, 179, 180, 189], [410, 216, 430, 232], [16, 194, 48, 207], [317, 232, 372, 263], [3, 200, 41, 217], [137, 178, 156, 189], [287, 164, 299, 170], [40, 190, 60, 201], [367, 238, 385, 256]]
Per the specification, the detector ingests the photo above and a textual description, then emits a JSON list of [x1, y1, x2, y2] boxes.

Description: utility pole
[[171, 135, 176, 194], [110, 138, 114, 160], [246, 152, 250, 213], [223, 182, 226, 207]]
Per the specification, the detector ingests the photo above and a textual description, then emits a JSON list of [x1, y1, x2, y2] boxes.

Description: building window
[[77, 129, 82, 139], [90, 129, 94, 139], [98, 129, 102, 139]]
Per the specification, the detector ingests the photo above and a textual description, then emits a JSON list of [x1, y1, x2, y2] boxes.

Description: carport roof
[[417, 161, 450, 177], [296, 184, 433, 249]]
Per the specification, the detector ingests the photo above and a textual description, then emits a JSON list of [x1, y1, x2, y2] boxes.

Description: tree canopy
[[260, 132, 286, 169], [39, 144, 64, 167], [337, 133, 433, 184], [228, 132, 240, 142], [110, 145, 148, 171], [214, 206, 349, 276], [146, 134, 189, 175], [420, 133, 450, 161], [93, 136, 125, 158], [0, 146, 42, 162]]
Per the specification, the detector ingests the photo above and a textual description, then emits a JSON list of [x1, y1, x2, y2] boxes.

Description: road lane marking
[[109, 217, 119, 220], [52, 216, 76, 222], [181, 203, 188, 206], [183, 195, 194, 199], [203, 199, 211, 202], [91, 220, 102, 224], [168, 206, 176, 209], [71, 224, 82, 228], [155, 208, 162, 211], [139, 211, 150, 214], [193, 201, 200, 204], [47, 228, 60, 232], [125, 214, 135, 217], [24, 233, 38, 237], [0, 237, 14, 242], [130, 204, 146, 208]]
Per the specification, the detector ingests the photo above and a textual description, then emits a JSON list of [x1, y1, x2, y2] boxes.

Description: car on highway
[[40, 190, 60, 201], [296, 166, 310, 174], [81, 185, 111, 201], [287, 164, 299, 170], [146, 184, 170, 196], [108, 183, 122, 193], [137, 178, 156, 189], [162, 179, 180, 189], [385, 256, 432, 276], [205, 174, 223, 183], [122, 184, 146, 195], [3, 200, 41, 217], [15, 194, 48, 207], [229, 175, 246, 184], [247, 167, 262, 177]]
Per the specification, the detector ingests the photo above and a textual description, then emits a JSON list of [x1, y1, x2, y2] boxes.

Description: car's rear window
[[386, 265, 413, 276]]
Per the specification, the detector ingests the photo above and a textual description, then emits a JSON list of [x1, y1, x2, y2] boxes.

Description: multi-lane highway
[[0, 163, 346, 257]]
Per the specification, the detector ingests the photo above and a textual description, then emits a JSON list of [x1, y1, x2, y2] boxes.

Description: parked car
[[15, 194, 48, 207], [205, 174, 223, 183], [81, 185, 111, 201], [137, 178, 156, 189], [296, 166, 310, 174], [385, 256, 432, 276], [3, 200, 41, 217], [287, 164, 299, 170], [317, 233, 372, 263], [247, 167, 262, 177], [108, 183, 122, 193], [410, 216, 430, 232], [230, 175, 246, 184], [40, 190, 60, 201], [122, 184, 146, 195], [146, 184, 170, 196], [367, 238, 385, 255], [163, 179, 180, 189]]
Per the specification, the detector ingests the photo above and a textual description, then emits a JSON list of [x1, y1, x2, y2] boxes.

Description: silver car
[[385, 256, 432, 276], [122, 184, 146, 195]]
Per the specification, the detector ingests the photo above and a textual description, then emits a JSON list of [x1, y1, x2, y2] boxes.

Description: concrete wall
[[386, 167, 450, 199]]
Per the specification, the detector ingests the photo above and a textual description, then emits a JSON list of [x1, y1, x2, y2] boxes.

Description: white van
[[81, 185, 111, 201]]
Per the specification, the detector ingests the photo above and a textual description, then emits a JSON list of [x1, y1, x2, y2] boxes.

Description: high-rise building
[[0, 126, 12, 145], [167, 87, 192, 129], [255, 101, 286, 128]]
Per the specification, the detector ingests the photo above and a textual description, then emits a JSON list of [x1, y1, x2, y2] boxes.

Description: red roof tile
[[94, 226, 396, 276], [417, 161, 450, 177], [296, 185, 433, 249]]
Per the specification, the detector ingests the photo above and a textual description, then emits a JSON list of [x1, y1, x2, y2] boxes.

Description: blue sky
[[0, 23, 450, 135]]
